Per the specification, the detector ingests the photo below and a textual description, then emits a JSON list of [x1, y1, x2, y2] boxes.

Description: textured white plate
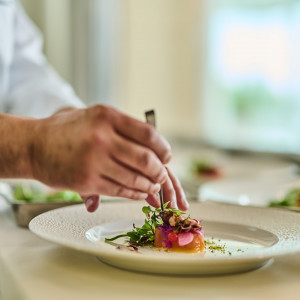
[[29, 201, 300, 276]]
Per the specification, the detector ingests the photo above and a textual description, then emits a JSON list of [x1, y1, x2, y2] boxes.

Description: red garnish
[[168, 232, 178, 242]]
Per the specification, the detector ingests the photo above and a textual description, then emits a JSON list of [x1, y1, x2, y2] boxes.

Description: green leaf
[[142, 206, 152, 215], [163, 201, 170, 209], [127, 232, 140, 242], [105, 234, 128, 242], [142, 222, 152, 230]]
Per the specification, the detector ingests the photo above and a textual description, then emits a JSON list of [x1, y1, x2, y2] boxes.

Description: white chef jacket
[[0, 0, 85, 118]]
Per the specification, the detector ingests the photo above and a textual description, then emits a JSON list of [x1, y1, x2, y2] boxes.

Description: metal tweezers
[[145, 110, 164, 211]]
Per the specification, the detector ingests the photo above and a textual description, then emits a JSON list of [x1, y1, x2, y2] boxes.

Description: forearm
[[0, 113, 37, 179]]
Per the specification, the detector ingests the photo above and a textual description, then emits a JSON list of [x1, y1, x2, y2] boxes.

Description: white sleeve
[[4, 2, 85, 118]]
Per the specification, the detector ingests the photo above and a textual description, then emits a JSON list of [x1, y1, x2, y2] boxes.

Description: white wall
[[19, 0, 206, 139], [118, 1, 206, 138]]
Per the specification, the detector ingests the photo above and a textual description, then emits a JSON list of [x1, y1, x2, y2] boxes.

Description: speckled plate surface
[[29, 201, 300, 275]]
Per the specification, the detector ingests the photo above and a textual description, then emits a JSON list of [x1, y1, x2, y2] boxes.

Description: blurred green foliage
[[13, 185, 81, 203]]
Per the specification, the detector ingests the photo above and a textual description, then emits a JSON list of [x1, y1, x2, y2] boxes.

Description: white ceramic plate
[[199, 177, 300, 208], [29, 201, 300, 276]]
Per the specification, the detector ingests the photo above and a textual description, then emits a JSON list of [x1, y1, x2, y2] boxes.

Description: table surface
[[1, 200, 300, 300]]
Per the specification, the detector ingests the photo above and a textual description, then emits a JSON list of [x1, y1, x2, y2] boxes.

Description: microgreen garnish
[[105, 202, 186, 247]]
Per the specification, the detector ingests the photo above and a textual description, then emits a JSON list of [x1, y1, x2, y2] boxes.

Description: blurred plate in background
[[169, 145, 299, 200], [0, 179, 129, 227], [0, 179, 82, 227], [199, 177, 300, 210]]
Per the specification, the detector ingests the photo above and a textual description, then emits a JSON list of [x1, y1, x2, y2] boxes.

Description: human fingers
[[162, 176, 177, 209], [102, 159, 161, 195], [166, 166, 189, 211], [111, 109, 172, 164], [81, 194, 100, 212], [96, 176, 148, 200], [111, 135, 168, 184], [145, 193, 160, 208]]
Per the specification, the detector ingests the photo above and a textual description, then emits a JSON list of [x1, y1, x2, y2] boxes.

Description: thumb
[[81, 194, 101, 212]]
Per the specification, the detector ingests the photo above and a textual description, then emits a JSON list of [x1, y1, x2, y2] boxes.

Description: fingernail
[[85, 197, 94, 210], [169, 195, 177, 209], [154, 193, 161, 206], [182, 190, 189, 209], [172, 201, 178, 209], [184, 200, 189, 209]]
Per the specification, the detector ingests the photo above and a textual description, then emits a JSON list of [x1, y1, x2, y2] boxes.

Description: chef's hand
[[82, 166, 189, 213], [33, 105, 188, 211], [145, 166, 189, 211]]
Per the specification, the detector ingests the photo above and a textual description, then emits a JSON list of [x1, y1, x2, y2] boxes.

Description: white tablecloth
[[1, 200, 300, 300]]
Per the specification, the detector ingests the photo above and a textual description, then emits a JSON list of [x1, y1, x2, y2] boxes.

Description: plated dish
[[0, 179, 82, 227], [12, 184, 81, 203], [105, 203, 205, 253], [29, 201, 300, 276], [0, 179, 127, 227], [170, 146, 298, 181], [170, 148, 298, 200], [199, 177, 300, 210], [268, 183, 300, 210], [190, 159, 222, 182]]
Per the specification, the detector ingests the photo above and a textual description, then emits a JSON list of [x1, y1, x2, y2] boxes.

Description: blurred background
[[20, 0, 300, 155], [0, 0, 298, 217]]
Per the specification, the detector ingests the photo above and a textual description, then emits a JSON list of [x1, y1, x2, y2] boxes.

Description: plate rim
[[29, 202, 300, 263]]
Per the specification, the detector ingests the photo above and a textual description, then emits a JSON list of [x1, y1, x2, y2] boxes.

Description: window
[[203, 0, 300, 154]]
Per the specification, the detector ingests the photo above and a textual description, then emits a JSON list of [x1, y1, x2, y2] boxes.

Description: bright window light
[[203, 1, 300, 154]]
